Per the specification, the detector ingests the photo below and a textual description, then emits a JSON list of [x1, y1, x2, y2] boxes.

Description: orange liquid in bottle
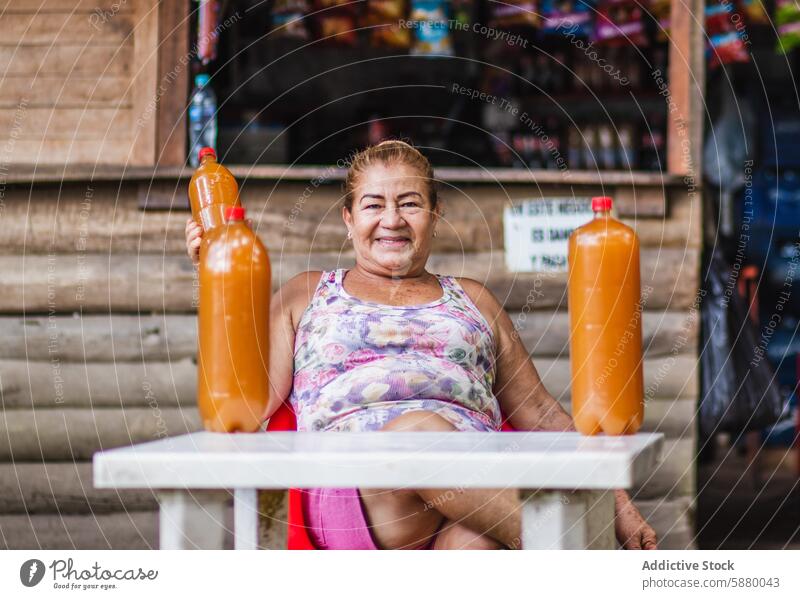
[[567, 196, 644, 436], [198, 206, 271, 432], [188, 147, 241, 231]]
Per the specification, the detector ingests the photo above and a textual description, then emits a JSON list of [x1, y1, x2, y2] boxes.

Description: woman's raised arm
[[263, 271, 323, 421]]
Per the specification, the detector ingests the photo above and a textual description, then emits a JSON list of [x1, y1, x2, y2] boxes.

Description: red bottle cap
[[198, 147, 216, 162], [591, 196, 613, 212], [225, 206, 245, 221]]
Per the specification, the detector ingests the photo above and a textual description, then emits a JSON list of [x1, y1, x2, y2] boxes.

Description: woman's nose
[[381, 206, 404, 228]]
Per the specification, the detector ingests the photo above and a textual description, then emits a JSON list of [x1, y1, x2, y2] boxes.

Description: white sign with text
[[504, 198, 594, 272]]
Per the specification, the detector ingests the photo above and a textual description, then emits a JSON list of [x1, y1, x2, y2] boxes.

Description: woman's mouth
[[375, 237, 411, 247]]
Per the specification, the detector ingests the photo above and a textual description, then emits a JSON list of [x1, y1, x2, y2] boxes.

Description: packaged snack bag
[[594, 0, 648, 47], [410, 0, 452, 55]]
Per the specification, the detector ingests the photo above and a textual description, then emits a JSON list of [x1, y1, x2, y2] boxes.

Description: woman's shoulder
[[452, 277, 503, 316], [273, 270, 326, 325], [451, 276, 518, 345]]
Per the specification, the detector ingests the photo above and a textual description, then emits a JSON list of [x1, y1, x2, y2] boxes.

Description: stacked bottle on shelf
[[189, 147, 271, 433]]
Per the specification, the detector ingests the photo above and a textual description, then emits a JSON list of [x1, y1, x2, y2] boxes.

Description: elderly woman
[[185, 140, 657, 550]]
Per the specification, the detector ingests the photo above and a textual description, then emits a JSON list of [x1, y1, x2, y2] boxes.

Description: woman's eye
[[364, 204, 381, 209], [401, 202, 419, 209]]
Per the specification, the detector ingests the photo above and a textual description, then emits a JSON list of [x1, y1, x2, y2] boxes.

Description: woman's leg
[[359, 410, 522, 549], [433, 520, 505, 550]]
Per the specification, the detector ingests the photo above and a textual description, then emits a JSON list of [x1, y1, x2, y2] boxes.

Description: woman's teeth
[[376, 238, 409, 246]]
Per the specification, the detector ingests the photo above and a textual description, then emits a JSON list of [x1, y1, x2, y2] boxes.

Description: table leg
[[519, 490, 615, 549], [233, 488, 258, 550], [158, 490, 228, 549]]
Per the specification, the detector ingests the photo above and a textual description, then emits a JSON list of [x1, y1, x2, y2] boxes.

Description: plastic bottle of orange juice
[[188, 147, 241, 231], [198, 206, 271, 432], [567, 196, 644, 436]]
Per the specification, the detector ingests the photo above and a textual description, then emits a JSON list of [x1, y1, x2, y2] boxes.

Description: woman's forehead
[[356, 164, 427, 193]]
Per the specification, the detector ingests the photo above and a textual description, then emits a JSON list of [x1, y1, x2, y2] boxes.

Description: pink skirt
[[301, 488, 439, 550]]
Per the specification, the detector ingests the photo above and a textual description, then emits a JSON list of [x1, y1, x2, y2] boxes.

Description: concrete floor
[[696, 443, 800, 549]]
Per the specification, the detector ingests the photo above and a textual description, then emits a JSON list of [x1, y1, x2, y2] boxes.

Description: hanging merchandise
[[313, 0, 359, 46], [197, 0, 221, 64], [541, 0, 594, 37], [450, 0, 472, 28], [410, 0, 452, 55], [649, 0, 670, 41], [705, 0, 750, 67], [362, 0, 411, 49], [703, 79, 755, 236], [740, 0, 769, 24], [490, 0, 539, 28], [699, 250, 787, 440], [272, 0, 311, 39], [776, 0, 800, 54], [594, 0, 648, 47]]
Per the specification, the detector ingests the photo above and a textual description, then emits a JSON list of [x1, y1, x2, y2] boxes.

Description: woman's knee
[[381, 410, 458, 432], [433, 521, 504, 550]]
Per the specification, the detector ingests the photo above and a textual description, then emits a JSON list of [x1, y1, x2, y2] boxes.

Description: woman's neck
[[349, 263, 429, 283]]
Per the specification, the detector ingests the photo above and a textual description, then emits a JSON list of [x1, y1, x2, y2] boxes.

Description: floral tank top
[[290, 269, 502, 433]]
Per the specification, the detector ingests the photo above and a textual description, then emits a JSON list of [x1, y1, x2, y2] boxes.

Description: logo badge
[[20, 559, 46, 587]]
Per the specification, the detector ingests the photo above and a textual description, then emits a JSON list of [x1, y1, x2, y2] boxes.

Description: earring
[[433, 229, 438, 238], [347, 230, 352, 240]]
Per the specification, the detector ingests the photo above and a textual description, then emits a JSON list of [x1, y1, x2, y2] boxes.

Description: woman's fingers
[[185, 219, 203, 263]]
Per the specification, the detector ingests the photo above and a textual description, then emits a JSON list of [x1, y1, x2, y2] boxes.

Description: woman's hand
[[185, 218, 203, 265], [614, 491, 658, 549]]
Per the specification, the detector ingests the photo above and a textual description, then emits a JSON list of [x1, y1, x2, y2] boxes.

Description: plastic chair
[[265, 401, 514, 549]]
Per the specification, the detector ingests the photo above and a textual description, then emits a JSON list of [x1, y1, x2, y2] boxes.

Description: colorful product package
[[705, 0, 749, 67], [313, 0, 358, 45], [489, 0, 539, 28], [197, 0, 221, 63], [541, 0, 595, 37], [410, 0, 452, 55], [362, 0, 411, 49], [739, 0, 769, 25], [594, 0, 648, 47], [271, 0, 310, 39], [776, 0, 800, 54], [649, 0, 670, 41]]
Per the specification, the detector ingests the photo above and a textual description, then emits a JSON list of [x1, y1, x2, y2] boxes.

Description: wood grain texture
[[0, 248, 700, 313], [0, 1, 135, 12], [0, 182, 698, 254], [0, 407, 202, 461], [0, 75, 131, 108], [667, 0, 704, 177], [0, 358, 196, 409], [0, 12, 134, 45], [0, 462, 157, 514], [0, 44, 133, 76], [154, 0, 189, 166], [0, 511, 160, 549], [0, 308, 697, 363], [0, 315, 197, 362], [129, 0, 159, 166]]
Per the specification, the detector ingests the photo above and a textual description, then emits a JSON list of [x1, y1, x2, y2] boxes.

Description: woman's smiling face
[[343, 161, 438, 276]]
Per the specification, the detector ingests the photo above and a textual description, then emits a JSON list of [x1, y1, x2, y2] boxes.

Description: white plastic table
[[93, 431, 662, 550]]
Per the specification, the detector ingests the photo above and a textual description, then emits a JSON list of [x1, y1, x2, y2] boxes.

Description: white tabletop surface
[[93, 431, 663, 490]]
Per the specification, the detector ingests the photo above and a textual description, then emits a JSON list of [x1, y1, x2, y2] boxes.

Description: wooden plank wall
[[0, 177, 700, 549], [0, 0, 169, 166]]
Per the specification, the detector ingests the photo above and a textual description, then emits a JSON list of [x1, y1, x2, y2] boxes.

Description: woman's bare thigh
[[359, 410, 504, 550]]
